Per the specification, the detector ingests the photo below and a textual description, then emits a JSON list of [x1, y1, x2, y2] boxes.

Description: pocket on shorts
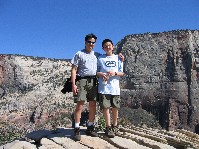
[[113, 95, 121, 108]]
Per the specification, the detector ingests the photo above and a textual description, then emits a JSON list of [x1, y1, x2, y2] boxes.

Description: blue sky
[[0, 0, 198, 59]]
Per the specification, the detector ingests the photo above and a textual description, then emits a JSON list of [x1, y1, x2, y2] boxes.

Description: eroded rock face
[[116, 30, 199, 132], [0, 55, 74, 143]]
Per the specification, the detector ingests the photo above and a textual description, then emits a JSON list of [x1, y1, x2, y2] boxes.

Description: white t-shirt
[[97, 54, 123, 95]]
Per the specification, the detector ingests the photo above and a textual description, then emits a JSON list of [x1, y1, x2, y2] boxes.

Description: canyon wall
[[116, 30, 199, 132], [0, 55, 74, 139]]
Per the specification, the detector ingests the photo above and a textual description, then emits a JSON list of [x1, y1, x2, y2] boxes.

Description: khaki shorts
[[74, 78, 98, 103], [98, 93, 121, 109]]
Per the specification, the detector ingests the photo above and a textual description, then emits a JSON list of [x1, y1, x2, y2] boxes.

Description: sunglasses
[[86, 41, 96, 44]]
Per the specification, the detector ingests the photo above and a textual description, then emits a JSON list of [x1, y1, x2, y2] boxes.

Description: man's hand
[[97, 72, 109, 81], [118, 53, 125, 62], [72, 84, 78, 95], [102, 73, 109, 81], [107, 71, 115, 77]]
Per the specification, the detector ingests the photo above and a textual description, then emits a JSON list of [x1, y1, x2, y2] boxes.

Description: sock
[[87, 122, 94, 126], [75, 123, 80, 128]]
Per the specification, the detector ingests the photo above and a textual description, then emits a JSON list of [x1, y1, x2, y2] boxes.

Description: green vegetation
[[0, 122, 24, 145], [119, 107, 161, 128], [97, 116, 106, 131]]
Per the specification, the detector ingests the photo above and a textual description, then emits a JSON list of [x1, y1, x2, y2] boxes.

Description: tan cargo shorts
[[74, 78, 98, 103], [98, 93, 121, 109]]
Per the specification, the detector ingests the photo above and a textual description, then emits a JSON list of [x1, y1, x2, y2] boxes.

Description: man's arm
[[118, 53, 125, 62], [71, 65, 78, 95]]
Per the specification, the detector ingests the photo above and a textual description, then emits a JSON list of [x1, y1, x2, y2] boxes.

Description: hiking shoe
[[111, 124, 119, 135], [105, 127, 115, 138], [74, 127, 81, 141], [86, 125, 98, 137]]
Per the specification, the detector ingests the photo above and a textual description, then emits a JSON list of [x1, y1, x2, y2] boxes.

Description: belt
[[80, 75, 96, 79], [77, 75, 98, 85]]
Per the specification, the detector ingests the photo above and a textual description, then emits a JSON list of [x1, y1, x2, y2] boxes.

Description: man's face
[[85, 37, 96, 52], [103, 42, 114, 53]]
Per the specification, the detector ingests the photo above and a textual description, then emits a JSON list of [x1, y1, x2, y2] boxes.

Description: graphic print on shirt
[[105, 61, 116, 67]]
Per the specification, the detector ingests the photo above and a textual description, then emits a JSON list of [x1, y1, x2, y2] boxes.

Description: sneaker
[[111, 124, 119, 135], [105, 126, 115, 138], [74, 127, 81, 141], [86, 125, 98, 137]]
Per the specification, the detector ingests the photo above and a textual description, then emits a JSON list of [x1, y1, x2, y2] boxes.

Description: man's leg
[[111, 107, 119, 135], [74, 101, 84, 141], [112, 108, 118, 126], [111, 95, 120, 134], [74, 101, 84, 124], [86, 100, 98, 137], [88, 100, 96, 123], [103, 108, 110, 127], [104, 107, 115, 138]]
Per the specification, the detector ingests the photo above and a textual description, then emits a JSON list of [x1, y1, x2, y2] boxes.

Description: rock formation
[[0, 55, 74, 145], [116, 30, 199, 132], [1, 30, 199, 148]]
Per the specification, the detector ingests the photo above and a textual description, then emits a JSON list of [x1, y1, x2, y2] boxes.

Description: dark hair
[[85, 33, 97, 41], [102, 39, 113, 47]]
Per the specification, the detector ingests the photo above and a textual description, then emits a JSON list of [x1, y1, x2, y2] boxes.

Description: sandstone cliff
[[0, 55, 74, 144], [116, 30, 199, 132], [1, 30, 199, 148]]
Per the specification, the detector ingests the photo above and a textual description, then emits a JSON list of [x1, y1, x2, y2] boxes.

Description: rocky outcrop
[[116, 30, 199, 132], [1, 126, 199, 149], [0, 54, 74, 145]]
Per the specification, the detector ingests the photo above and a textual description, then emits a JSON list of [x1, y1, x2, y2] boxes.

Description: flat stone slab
[[1, 126, 199, 149]]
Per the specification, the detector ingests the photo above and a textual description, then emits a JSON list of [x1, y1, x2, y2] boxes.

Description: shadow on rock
[[25, 127, 87, 145]]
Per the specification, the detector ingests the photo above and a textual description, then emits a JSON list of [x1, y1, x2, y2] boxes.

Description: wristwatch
[[115, 72, 117, 76]]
